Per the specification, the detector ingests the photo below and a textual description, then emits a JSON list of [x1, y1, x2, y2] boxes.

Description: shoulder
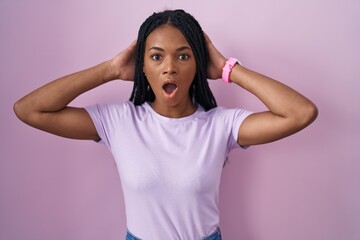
[[86, 101, 143, 113], [200, 106, 251, 120], [85, 101, 150, 121], [198, 106, 253, 135]]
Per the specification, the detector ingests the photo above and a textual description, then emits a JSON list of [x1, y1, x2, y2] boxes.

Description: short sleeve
[[229, 108, 253, 150], [84, 103, 128, 149]]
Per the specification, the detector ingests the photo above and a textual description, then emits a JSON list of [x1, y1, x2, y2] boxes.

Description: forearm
[[230, 64, 317, 122], [205, 32, 317, 144], [14, 60, 116, 118]]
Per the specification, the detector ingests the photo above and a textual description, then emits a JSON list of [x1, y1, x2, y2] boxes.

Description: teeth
[[163, 83, 177, 94]]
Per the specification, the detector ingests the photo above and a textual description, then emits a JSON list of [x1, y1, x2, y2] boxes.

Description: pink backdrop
[[1, 0, 359, 239]]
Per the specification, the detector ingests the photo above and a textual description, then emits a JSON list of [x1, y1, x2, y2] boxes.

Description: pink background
[[1, 0, 359, 239]]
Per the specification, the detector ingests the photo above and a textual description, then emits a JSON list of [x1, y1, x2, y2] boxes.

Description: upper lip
[[162, 79, 178, 87]]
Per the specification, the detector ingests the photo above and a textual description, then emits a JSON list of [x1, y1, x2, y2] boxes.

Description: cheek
[[143, 70, 160, 92], [144, 71, 158, 86], [187, 65, 197, 81], [188, 60, 197, 76], [143, 63, 159, 78]]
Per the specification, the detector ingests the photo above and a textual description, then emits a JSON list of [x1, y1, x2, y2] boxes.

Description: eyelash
[[178, 54, 189, 60], [151, 54, 162, 61], [150, 54, 190, 61]]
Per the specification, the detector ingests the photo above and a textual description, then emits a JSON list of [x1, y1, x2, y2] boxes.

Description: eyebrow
[[148, 46, 192, 52]]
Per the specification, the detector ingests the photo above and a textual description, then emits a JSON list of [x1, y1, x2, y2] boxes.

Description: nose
[[162, 57, 177, 75]]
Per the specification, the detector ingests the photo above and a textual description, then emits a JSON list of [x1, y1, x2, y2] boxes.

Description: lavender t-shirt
[[85, 101, 252, 239]]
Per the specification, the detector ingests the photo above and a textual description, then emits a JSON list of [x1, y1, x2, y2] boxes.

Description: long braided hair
[[129, 9, 217, 111]]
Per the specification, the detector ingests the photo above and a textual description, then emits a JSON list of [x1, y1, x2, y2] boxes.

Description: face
[[143, 24, 197, 112]]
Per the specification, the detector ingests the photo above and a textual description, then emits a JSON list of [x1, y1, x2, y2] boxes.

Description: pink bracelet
[[222, 57, 242, 83]]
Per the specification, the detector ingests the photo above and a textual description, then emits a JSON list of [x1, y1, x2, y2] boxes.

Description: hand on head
[[110, 40, 137, 81], [204, 33, 227, 80]]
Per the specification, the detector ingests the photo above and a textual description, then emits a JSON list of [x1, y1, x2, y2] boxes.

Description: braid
[[129, 9, 217, 111]]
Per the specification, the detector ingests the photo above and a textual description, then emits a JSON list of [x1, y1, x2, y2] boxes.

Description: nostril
[[163, 61, 177, 74]]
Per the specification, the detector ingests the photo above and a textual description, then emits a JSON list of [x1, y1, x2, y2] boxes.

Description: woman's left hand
[[204, 32, 227, 80]]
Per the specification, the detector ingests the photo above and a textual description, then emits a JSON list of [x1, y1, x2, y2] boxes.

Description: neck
[[150, 99, 197, 118]]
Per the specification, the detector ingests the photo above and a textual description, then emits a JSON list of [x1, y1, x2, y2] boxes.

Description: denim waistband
[[125, 227, 222, 240], [201, 227, 222, 240]]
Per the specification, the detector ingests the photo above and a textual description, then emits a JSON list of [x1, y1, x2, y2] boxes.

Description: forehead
[[145, 24, 191, 49]]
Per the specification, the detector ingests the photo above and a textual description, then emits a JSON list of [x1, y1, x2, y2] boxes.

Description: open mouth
[[162, 83, 178, 95]]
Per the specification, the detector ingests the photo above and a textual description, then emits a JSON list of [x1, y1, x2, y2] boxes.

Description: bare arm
[[205, 33, 318, 146], [231, 66, 318, 145], [13, 41, 136, 141]]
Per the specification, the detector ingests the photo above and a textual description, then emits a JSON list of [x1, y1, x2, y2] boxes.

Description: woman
[[14, 9, 318, 240]]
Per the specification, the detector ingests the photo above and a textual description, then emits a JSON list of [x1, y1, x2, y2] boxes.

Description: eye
[[151, 54, 162, 61], [178, 54, 189, 60]]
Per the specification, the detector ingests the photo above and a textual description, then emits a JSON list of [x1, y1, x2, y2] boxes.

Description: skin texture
[[13, 24, 318, 146]]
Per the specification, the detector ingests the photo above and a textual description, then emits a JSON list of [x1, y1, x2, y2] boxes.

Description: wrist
[[222, 57, 242, 83], [104, 60, 120, 82]]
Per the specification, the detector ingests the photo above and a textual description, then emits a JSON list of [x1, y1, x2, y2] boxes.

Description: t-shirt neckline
[[143, 102, 203, 123]]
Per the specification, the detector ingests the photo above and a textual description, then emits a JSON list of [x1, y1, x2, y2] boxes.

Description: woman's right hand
[[110, 40, 137, 81]]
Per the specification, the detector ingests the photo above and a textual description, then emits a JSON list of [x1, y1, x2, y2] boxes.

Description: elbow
[[305, 102, 318, 125], [13, 99, 26, 122], [296, 101, 319, 129], [13, 99, 33, 124]]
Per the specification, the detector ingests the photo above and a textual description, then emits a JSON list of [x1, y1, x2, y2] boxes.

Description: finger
[[127, 39, 137, 52], [203, 32, 212, 44]]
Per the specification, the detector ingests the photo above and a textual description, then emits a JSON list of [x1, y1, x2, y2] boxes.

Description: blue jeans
[[125, 227, 222, 240]]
